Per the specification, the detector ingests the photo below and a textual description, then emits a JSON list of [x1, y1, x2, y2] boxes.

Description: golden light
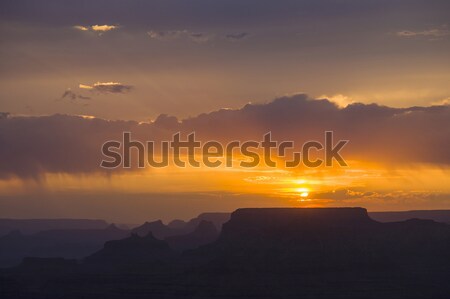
[[294, 179, 307, 185], [296, 187, 309, 198]]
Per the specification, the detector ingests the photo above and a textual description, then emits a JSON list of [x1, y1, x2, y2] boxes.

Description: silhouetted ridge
[[185, 213, 231, 231], [185, 208, 385, 271], [166, 220, 219, 251], [85, 232, 173, 264], [220, 207, 374, 238], [131, 220, 183, 239], [369, 210, 450, 224], [195, 220, 219, 235], [2, 208, 450, 298], [167, 219, 187, 229]]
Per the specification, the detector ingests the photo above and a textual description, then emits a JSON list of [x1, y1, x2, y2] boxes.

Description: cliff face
[[227, 207, 371, 226], [192, 208, 450, 274], [85, 233, 173, 265], [185, 213, 231, 231], [131, 220, 183, 239], [2, 208, 450, 299], [219, 207, 375, 240], [166, 220, 219, 251]]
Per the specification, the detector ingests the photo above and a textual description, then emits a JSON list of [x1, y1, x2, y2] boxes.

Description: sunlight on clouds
[[79, 84, 93, 90], [91, 25, 118, 32], [73, 24, 118, 33], [77, 115, 96, 119], [79, 82, 133, 94], [73, 25, 89, 31], [432, 98, 450, 106], [0, 163, 448, 211], [318, 94, 354, 108]]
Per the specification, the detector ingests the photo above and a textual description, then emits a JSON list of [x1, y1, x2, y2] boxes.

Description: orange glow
[[1, 156, 449, 212]]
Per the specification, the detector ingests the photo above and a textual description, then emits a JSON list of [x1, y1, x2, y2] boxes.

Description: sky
[[0, 0, 449, 223]]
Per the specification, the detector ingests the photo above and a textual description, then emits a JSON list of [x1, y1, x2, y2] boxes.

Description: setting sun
[[1, 1, 449, 298], [296, 187, 310, 198]]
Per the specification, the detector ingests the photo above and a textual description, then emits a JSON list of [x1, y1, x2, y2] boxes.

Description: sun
[[296, 187, 309, 198]]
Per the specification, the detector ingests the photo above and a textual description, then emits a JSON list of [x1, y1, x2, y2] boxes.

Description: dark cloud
[[396, 26, 449, 39], [147, 30, 212, 42], [225, 32, 249, 41], [0, 94, 449, 179], [79, 82, 133, 94], [188, 32, 211, 42], [147, 30, 186, 40], [153, 114, 180, 130], [0, 112, 9, 119], [61, 89, 91, 101]]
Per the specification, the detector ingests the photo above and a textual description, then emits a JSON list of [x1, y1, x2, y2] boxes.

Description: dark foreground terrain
[[0, 213, 228, 267], [1, 208, 449, 298]]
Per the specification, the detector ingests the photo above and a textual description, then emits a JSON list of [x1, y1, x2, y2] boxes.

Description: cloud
[[61, 89, 91, 101], [432, 98, 450, 106], [73, 25, 89, 31], [91, 24, 118, 32], [73, 24, 119, 33], [318, 94, 354, 108], [147, 30, 185, 40], [308, 189, 450, 205], [396, 26, 449, 39], [79, 82, 133, 94], [0, 94, 449, 179], [188, 32, 212, 43], [147, 30, 213, 42], [310, 189, 371, 200], [225, 32, 249, 41]]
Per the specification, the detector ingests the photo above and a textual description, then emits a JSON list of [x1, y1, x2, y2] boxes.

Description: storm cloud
[[0, 94, 449, 179]]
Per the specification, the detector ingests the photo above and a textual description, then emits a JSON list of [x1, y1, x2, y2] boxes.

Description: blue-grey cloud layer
[[2, 0, 449, 28]]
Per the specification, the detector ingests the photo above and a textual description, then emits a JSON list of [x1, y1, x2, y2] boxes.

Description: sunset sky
[[0, 0, 449, 223]]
